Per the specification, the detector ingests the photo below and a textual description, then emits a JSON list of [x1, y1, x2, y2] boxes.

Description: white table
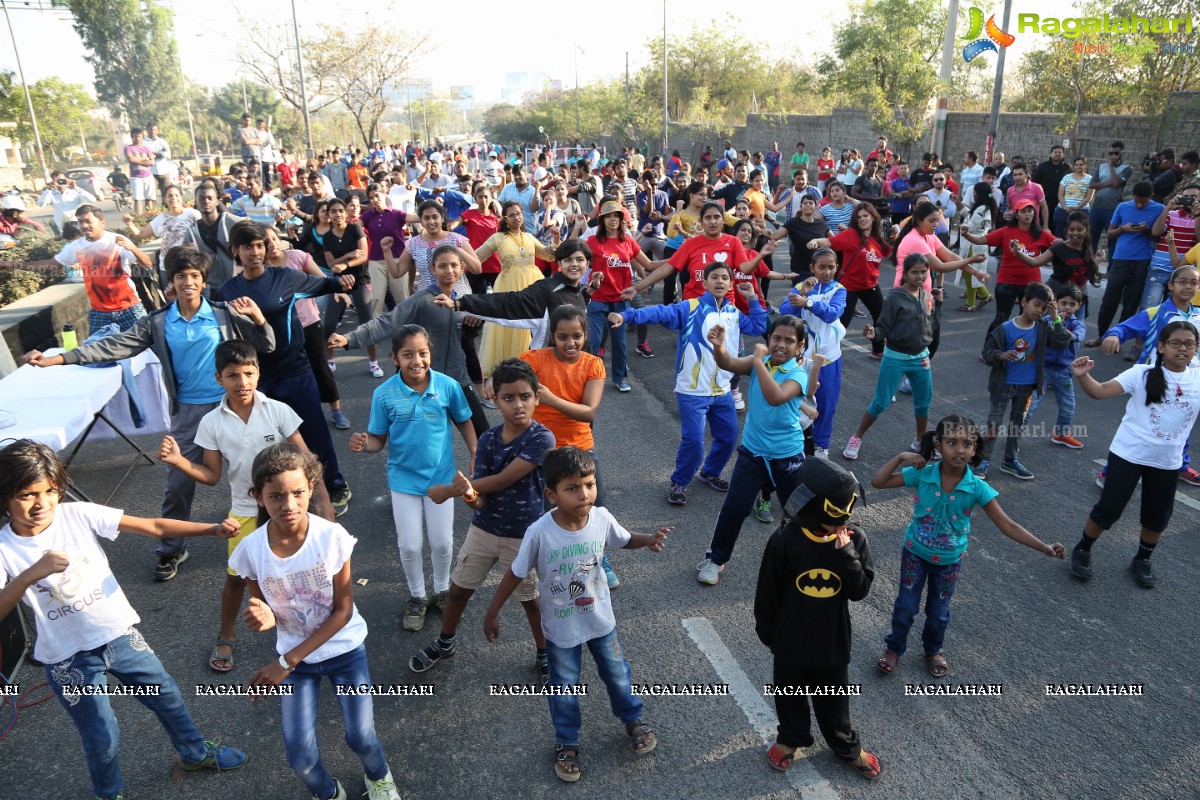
[[0, 349, 170, 501]]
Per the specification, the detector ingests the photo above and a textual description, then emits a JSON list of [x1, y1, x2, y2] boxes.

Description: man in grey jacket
[[180, 184, 239, 295], [24, 247, 275, 581]]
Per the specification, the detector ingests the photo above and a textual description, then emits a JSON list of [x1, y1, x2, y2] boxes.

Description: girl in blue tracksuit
[[778, 248, 846, 456], [608, 262, 768, 506]]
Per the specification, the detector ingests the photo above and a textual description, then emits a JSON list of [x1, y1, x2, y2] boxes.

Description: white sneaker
[[732, 388, 745, 411], [364, 769, 401, 800], [327, 359, 337, 373], [369, 362, 385, 379], [814, 447, 829, 459], [696, 558, 724, 585], [843, 436, 862, 460], [911, 438, 923, 453]]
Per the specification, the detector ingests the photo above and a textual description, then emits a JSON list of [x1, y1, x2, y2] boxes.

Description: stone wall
[[658, 91, 1199, 175]]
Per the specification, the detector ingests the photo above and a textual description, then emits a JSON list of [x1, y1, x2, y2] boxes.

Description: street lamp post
[[574, 45, 585, 138], [1, 0, 50, 184], [662, 0, 669, 157], [290, 0, 314, 158]]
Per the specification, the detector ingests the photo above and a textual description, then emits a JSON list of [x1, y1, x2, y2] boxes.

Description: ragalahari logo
[[960, 6, 1016, 61]]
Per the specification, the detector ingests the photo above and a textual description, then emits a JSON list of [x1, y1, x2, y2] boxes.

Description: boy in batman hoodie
[[753, 457, 882, 780]]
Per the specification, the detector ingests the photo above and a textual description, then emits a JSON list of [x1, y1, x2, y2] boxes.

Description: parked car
[[65, 168, 108, 201]]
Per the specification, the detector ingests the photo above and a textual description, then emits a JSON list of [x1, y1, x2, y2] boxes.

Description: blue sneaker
[[616, 380, 631, 393], [602, 553, 619, 589], [973, 459, 989, 477], [1000, 459, 1035, 480], [331, 409, 351, 430], [181, 739, 247, 772]]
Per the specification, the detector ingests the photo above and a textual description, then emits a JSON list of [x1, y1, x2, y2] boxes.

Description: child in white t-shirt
[[158, 339, 332, 674], [230, 442, 400, 800], [0, 439, 246, 800], [483, 446, 669, 784]]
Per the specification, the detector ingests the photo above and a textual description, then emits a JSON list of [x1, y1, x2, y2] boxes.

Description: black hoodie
[[754, 521, 874, 666], [456, 272, 589, 348]]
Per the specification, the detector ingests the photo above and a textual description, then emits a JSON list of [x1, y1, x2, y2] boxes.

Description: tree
[[0, 74, 95, 159], [819, 0, 985, 147], [235, 21, 343, 116], [65, 0, 182, 126], [315, 27, 431, 148]]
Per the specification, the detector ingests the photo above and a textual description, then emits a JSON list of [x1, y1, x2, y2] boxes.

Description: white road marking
[[1091, 459, 1200, 513], [682, 617, 842, 800]]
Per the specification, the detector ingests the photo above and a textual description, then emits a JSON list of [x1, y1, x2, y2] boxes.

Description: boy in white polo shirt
[[158, 340, 332, 673]]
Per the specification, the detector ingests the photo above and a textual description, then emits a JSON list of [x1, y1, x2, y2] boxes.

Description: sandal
[[626, 720, 657, 754], [876, 650, 899, 674], [1084, 338, 1102, 348], [554, 745, 581, 783], [956, 304, 975, 312], [767, 741, 797, 772], [209, 639, 235, 673], [408, 638, 455, 673], [842, 749, 884, 780], [926, 652, 949, 678], [976, 295, 992, 310]]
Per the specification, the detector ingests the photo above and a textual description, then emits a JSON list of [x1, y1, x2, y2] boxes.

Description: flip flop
[[209, 639, 235, 673], [554, 746, 581, 783], [627, 721, 657, 754], [956, 304, 975, 312], [877, 650, 899, 674], [842, 749, 884, 780], [767, 742, 797, 772]]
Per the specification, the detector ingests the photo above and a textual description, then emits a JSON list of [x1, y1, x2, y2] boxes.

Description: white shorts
[[131, 176, 156, 201]]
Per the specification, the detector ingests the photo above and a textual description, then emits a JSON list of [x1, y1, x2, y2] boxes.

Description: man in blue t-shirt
[[1095, 181, 1165, 343], [411, 359, 556, 675], [888, 162, 913, 226]]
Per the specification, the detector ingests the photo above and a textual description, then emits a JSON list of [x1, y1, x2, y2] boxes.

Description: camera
[[1143, 153, 1158, 170], [1180, 195, 1196, 209]]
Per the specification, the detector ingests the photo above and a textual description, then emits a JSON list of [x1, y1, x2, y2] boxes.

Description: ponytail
[[1145, 348, 1167, 406]]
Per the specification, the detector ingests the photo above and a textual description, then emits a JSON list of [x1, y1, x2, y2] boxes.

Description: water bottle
[[62, 324, 77, 351]]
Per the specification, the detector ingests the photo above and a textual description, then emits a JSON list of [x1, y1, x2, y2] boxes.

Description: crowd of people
[[1, 124, 1199, 799]]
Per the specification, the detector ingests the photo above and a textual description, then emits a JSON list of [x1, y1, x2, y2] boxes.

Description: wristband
[[278, 654, 293, 671], [463, 489, 478, 503]]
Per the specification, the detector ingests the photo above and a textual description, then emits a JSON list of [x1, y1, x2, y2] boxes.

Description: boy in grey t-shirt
[[483, 446, 669, 783]]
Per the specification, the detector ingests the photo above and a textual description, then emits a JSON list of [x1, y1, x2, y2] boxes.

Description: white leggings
[[390, 491, 454, 599]]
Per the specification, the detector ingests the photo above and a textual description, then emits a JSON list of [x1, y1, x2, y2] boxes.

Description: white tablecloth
[[0, 349, 170, 451]]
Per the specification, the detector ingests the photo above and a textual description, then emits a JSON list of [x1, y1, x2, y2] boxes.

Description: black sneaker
[[1070, 547, 1093, 580], [1129, 558, 1156, 589], [696, 472, 729, 492], [667, 483, 687, 505], [330, 486, 352, 517], [153, 550, 189, 582]]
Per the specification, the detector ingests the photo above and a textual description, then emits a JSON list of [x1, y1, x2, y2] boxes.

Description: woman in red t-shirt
[[586, 199, 660, 381], [728, 219, 793, 313], [809, 202, 893, 357], [457, 184, 502, 293], [634, 201, 774, 302], [816, 147, 836, 195], [960, 197, 1058, 335]]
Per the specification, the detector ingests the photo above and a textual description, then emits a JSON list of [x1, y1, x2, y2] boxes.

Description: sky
[[1, 0, 1097, 105]]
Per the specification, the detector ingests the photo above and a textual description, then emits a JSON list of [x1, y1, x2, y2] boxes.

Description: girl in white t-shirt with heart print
[[1069, 320, 1200, 589], [229, 442, 401, 800]]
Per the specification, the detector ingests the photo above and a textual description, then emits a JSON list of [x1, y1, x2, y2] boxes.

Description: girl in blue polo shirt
[[349, 325, 477, 633], [696, 316, 810, 586], [868, 414, 1064, 677]]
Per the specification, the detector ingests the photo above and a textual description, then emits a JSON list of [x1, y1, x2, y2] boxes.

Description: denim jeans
[[706, 446, 804, 565], [884, 549, 963, 657], [46, 628, 208, 800], [1027, 365, 1075, 435], [983, 383, 1034, 462], [545, 627, 644, 747], [282, 644, 390, 799], [673, 392, 739, 486], [587, 299, 629, 384], [1088, 206, 1116, 257], [1139, 268, 1172, 312]]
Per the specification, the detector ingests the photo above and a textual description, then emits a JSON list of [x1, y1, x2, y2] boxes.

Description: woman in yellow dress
[[475, 201, 560, 386]]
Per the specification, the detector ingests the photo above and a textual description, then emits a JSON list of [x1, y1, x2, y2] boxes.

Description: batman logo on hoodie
[[795, 569, 842, 598]]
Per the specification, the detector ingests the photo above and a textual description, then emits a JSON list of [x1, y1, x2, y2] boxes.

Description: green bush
[[3, 231, 62, 263], [0, 269, 44, 306]]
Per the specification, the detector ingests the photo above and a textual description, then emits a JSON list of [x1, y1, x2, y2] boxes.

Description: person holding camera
[[37, 170, 96, 233], [1147, 185, 1200, 309], [1147, 149, 1181, 204]]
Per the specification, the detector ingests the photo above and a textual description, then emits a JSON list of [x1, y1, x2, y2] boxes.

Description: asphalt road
[[1, 243, 1196, 800]]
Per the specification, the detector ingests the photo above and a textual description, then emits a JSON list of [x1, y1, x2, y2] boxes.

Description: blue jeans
[[1028, 365, 1075, 435], [545, 628, 644, 747], [46, 628, 208, 800], [1089, 206, 1116, 256], [884, 549, 963, 657], [706, 446, 804, 565], [673, 392, 739, 486], [1140, 268, 1172, 312], [587, 299, 629, 384], [282, 644, 390, 799]]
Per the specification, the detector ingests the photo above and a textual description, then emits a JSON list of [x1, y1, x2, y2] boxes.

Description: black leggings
[[462, 324, 483, 384], [1090, 451, 1178, 532], [987, 282, 1025, 336], [840, 286, 885, 355], [302, 322, 340, 404], [662, 246, 679, 305]]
